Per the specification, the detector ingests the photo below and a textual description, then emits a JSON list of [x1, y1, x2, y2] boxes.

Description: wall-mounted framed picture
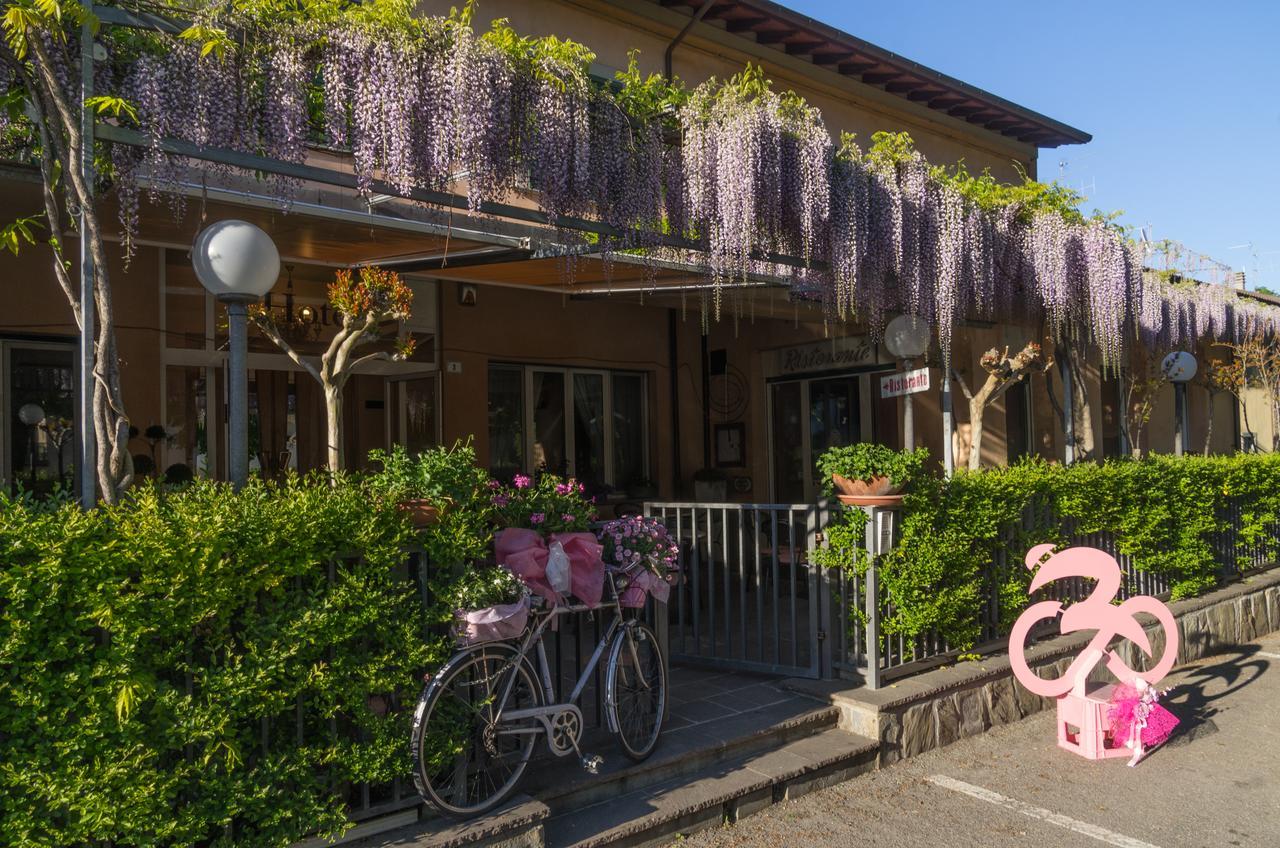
[[714, 423, 746, 468]]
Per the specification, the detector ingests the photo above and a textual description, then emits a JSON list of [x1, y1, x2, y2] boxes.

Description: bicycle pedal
[[580, 754, 603, 774]]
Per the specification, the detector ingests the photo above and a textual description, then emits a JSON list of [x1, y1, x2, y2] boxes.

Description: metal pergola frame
[[74, 3, 819, 505]]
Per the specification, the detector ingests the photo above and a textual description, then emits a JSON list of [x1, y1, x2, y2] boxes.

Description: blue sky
[[786, 0, 1280, 291]]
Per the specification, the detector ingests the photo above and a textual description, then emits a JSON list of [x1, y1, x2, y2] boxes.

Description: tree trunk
[[325, 385, 344, 474], [1056, 341, 1096, 463], [1203, 391, 1214, 456], [967, 396, 986, 471]]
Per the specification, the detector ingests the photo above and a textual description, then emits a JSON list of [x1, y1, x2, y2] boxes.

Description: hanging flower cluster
[[88, 7, 1280, 365]]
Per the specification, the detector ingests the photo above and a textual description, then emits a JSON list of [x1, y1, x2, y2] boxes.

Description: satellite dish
[[1161, 351, 1197, 383], [884, 315, 931, 359]]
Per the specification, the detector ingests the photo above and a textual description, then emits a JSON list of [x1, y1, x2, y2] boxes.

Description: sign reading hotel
[[880, 367, 930, 398], [766, 336, 885, 378]]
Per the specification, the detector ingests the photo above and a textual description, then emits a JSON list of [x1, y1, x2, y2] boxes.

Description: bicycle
[[410, 569, 668, 817]]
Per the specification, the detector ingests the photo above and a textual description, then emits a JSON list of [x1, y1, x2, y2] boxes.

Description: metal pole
[[902, 358, 915, 451], [941, 370, 954, 478], [225, 297, 251, 489], [1174, 382, 1188, 457], [77, 22, 96, 508]]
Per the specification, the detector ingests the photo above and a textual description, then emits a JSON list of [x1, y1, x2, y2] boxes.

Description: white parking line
[[927, 775, 1162, 848], [1257, 651, 1280, 660]]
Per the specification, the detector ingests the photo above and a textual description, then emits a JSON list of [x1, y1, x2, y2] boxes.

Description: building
[[0, 0, 1268, 498]]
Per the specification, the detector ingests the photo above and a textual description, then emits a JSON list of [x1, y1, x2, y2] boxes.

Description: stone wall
[[806, 567, 1280, 767]]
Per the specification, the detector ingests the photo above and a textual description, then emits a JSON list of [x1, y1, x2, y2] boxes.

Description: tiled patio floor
[[664, 665, 814, 733]]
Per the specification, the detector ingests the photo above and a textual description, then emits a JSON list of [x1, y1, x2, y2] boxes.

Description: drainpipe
[[668, 309, 683, 496], [664, 0, 717, 80]]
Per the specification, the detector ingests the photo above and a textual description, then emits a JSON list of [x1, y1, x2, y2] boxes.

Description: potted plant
[[816, 444, 928, 506], [369, 442, 489, 528], [597, 515, 680, 607], [444, 566, 531, 646]]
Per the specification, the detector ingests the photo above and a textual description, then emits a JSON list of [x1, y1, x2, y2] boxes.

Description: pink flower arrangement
[[597, 515, 679, 581], [489, 473, 596, 534]]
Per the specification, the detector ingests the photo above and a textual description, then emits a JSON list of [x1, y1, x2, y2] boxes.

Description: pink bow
[[627, 567, 671, 604], [495, 529, 605, 607]]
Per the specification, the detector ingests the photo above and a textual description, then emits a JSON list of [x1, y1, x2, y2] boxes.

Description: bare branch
[[249, 314, 322, 382]]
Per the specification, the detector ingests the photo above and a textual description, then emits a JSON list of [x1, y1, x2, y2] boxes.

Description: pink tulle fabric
[[494, 529, 605, 607], [1108, 683, 1179, 749]]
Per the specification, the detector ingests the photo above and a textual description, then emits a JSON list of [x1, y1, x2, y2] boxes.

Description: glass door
[[769, 375, 863, 503], [528, 369, 568, 476], [390, 373, 440, 455], [809, 376, 861, 477], [2, 341, 76, 493]]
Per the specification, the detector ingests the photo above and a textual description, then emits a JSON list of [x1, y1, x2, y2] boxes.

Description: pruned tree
[[1117, 351, 1171, 458], [1201, 355, 1243, 456], [2, 4, 134, 501], [952, 341, 1047, 470], [1222, 336, 1280, 452], [250, 266, 414, 472]]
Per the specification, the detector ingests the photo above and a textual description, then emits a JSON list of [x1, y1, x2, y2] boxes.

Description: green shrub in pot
[[817, 444, 929, 497]]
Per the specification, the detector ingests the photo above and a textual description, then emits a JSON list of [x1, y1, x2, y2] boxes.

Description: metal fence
[[644, 502, 836, 679], [646, 497, 1280, 691], [828, 499, 1280, 689]]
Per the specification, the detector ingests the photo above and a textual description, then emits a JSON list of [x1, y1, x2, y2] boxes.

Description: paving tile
[[670, 698, 738, 724]]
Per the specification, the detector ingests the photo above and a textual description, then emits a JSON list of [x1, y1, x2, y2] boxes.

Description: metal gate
[[644, 502, 835, 679]]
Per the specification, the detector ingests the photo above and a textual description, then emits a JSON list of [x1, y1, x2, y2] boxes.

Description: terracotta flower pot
[[397, 498, 441, 527], [831, 473, 905, 507]]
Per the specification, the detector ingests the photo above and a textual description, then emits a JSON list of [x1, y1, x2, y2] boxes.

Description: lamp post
[[192, 221, 280, 489], [17, 403, 45, 488], [1161, 351, 1197, 457], [884, 315, 931, 453]]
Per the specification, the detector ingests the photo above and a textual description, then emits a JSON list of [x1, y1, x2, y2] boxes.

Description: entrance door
[[2, 341, 75, 493], [389, 373, 440, 454], [769, 374, 865, 503]]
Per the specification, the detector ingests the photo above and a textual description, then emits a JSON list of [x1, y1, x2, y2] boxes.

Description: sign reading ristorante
[[765, 335, 889, 378]]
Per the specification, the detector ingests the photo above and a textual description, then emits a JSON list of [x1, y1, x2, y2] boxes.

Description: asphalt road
[[682, 633, 1280, 848]]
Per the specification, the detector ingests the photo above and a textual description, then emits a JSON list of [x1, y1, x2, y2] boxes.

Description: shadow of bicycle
[[1153, 644, 1270, 753]]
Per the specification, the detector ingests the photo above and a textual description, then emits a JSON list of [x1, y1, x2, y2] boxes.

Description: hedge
[[821, 453, 1280, 650], [0, 478, 446, 848]]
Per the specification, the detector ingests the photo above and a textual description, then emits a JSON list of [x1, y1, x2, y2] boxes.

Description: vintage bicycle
[[410, 569, 667, 817]]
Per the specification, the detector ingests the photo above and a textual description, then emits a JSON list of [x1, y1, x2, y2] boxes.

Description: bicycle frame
[[489, 572, 649, 747]]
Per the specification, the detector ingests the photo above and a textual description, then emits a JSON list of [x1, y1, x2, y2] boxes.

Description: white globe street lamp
[[1161, 351, 1197, 457], [884, 315, 931, 453], [192, 221, 279, 488]]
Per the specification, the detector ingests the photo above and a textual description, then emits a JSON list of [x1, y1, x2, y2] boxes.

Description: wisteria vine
[[23, 4, 1280, 369]]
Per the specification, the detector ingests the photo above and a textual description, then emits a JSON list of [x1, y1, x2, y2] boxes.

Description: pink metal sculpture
[[1008, 544, 1180, 765]]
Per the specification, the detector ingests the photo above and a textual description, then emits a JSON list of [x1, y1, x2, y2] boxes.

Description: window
[[1006, 377, 1034, 462], [487, 364, 649, 493], [488, 365, 525, 481]]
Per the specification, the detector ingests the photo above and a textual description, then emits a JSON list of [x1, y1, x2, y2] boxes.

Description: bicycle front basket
[[452, 596, 531, 647]]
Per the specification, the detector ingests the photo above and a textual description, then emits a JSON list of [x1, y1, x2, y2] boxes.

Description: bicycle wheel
[[411, 644, 542, 817], [606, 622, 666, 761]]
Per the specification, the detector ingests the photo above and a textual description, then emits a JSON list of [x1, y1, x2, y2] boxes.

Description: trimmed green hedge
[[0, 479, 445, 847], [821, 453, 1280, 650]]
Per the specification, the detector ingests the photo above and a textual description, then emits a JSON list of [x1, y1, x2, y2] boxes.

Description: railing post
[[862, 505, 901, 690], [810, 502, 831, 678]]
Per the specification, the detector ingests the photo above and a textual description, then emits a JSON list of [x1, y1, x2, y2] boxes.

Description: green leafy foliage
[[367, 441, 495, 577], [816, 444, 928, 494], [0, 477, 442, 847], [0, 213, 42, 254], [862, 130, 1117, 226], [819, 453, 1280, 653], [443, 564, 526, 612]]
